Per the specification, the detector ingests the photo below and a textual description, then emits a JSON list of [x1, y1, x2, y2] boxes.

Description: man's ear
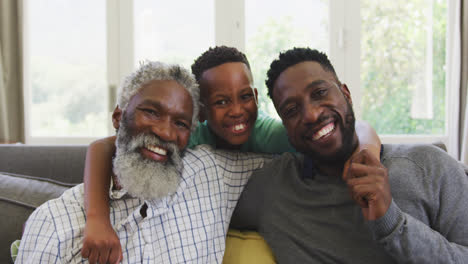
[[341, 84, 352, 105], [112, 106, 122, 129]]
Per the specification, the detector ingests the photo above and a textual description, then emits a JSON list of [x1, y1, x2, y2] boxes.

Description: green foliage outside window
[[247, 0, 446, 135], [246, 17, 318, 120], [361, 0, 446, 135]]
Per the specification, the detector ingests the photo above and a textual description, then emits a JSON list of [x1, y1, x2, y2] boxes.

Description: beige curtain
[[0, 0, 23, 143], [461, 0, 468, 165]]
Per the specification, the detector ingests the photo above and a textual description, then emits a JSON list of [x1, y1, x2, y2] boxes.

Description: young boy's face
[[199, 62, 258, 148]]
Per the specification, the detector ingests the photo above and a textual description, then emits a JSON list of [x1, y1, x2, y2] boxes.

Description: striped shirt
[[16, 145, 271, 263]]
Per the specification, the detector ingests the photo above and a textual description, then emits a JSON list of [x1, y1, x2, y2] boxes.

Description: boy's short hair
[[191, 46, 251, 82]]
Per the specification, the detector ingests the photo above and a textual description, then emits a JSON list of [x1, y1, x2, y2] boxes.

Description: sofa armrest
[[0, 172, 76, 264]]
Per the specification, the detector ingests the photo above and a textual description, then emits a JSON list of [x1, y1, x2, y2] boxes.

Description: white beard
[[113, 118, 183, 200]]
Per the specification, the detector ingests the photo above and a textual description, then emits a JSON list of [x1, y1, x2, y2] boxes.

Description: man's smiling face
[[272, 61, 358, 165], [118, 79, 194, 156], [112, 79, 194, 200]]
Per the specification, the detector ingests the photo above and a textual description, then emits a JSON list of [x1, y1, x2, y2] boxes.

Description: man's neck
[[314, 163, 345, 178], [308, 137, 360, 179]]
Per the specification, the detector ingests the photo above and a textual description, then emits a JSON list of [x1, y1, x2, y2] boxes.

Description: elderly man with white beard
[[16, 61, 270, 264]]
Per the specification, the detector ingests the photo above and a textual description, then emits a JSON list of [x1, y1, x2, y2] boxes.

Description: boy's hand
[[81, 217, 122, 264], [343, 149, 391, 221]]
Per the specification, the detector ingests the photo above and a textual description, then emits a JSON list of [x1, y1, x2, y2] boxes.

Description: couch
[[2, 144, 466, 264], [0, 144, 275, 264]]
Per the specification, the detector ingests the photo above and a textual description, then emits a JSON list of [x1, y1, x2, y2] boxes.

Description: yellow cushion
[[223, 229, 276, 264]]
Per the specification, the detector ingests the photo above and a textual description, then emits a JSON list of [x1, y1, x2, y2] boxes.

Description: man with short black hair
[[232, 47, 468, 263]]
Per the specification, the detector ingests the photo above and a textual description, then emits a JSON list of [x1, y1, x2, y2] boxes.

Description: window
[[22, 0, 454, 153], [245, 0, 329, 118], [360, 0, 447, 137], [133, 0, 215, 69], [23, 0, 108, 143]]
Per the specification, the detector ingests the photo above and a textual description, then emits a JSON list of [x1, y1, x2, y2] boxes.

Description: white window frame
[[23, 0, 458, 157]]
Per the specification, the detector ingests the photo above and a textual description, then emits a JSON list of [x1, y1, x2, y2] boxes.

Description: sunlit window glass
[[245, 0, 329, 117], [134, 0, 215, 70], [361, 0, 447, 135], [26, 0, 107, 137]]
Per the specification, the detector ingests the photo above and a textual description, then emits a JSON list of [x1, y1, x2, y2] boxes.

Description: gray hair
[[117, 61, 200, 130]]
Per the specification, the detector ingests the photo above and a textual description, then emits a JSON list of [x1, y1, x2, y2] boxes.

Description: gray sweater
[[231, 144, 468, 263]]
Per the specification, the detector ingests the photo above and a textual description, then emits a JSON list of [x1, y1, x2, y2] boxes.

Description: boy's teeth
[[312, 123, 335, 141], [233, 124, 246, 131], [147, 145, 167, 156]]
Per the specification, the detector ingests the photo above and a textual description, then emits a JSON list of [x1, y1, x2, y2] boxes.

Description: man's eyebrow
[[306, 80, 328, 89], [137, 99, 163, 109], [138, 99, 192, 122]]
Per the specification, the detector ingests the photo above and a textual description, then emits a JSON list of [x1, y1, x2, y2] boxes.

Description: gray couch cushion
[[0, 172, 76, 264], [0, 144, 87, 184]]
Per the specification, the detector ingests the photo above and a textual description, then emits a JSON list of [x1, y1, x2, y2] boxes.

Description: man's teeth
[[312, 123, 335, 141], [233, 124, 246, 131], [146, 145, 167, 156]]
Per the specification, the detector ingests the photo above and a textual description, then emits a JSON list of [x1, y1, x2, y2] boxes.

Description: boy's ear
[[112, 106, 122, 129], [340, 84, 352, 105]]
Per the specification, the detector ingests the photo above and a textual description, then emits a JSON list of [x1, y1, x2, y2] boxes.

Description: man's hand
[[343, 149, 391, 221], [81, 216, 122, 264]]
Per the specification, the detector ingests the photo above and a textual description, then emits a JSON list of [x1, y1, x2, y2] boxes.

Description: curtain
[[0, 0, 23, 143], [461, 0, 468, 165]]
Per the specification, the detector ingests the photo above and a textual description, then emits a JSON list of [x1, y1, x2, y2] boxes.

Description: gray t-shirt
[[231, 144, 468, 263]]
